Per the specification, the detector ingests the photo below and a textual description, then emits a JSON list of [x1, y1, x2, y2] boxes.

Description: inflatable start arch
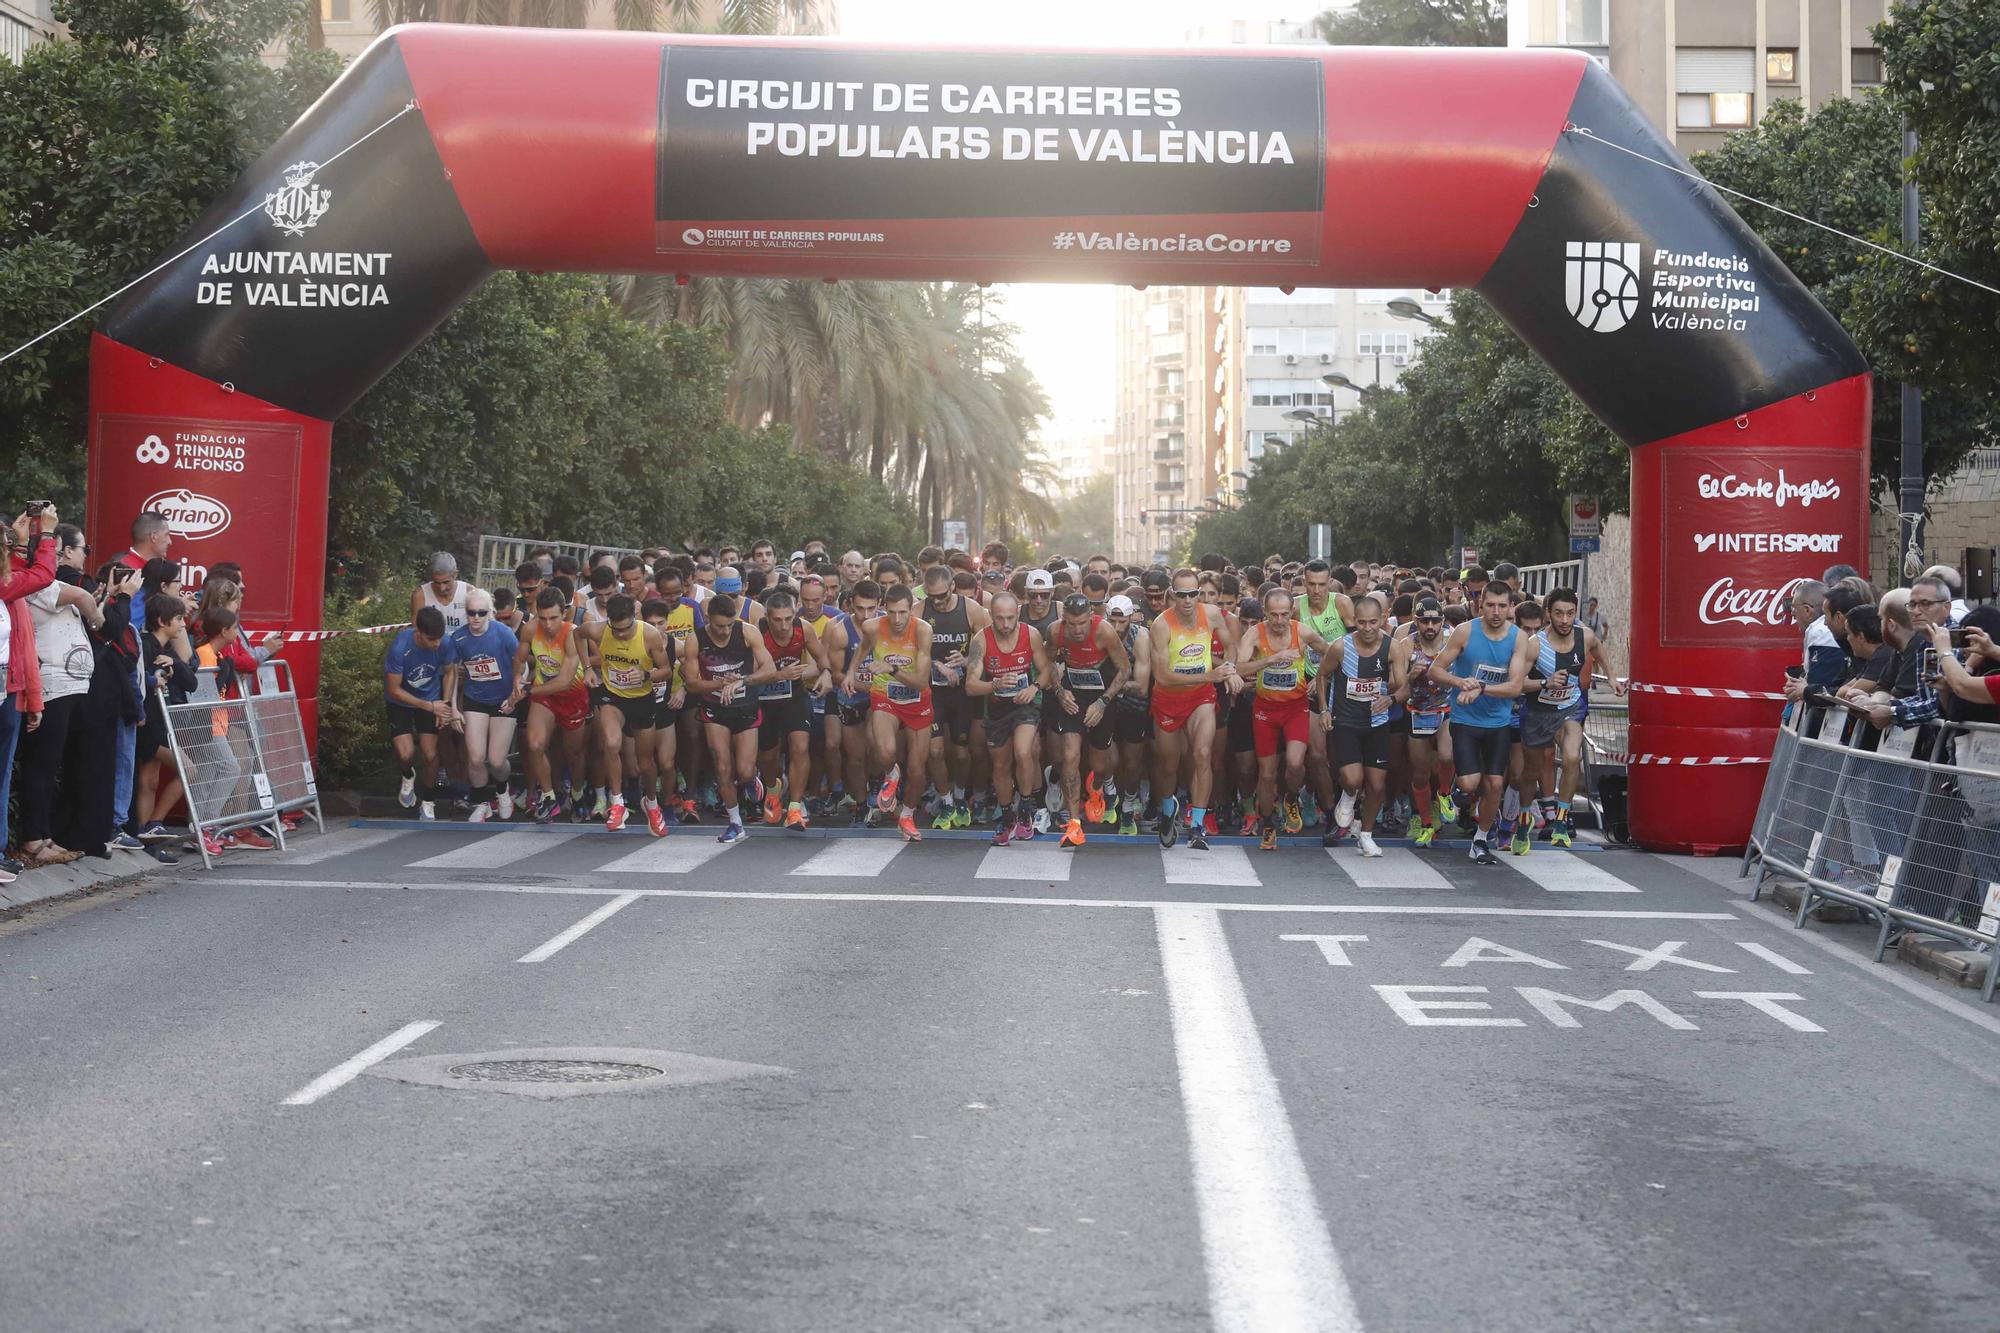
[[86, 26, 1871, 852]]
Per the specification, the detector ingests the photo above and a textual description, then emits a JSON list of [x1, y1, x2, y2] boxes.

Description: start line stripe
[[212, 878, 1740, 919]]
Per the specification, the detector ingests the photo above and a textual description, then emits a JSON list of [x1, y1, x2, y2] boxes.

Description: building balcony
[[1151, 415, 1184, 429], [1153, 478, 1182, 494], [1153, 444, 1185, 461]]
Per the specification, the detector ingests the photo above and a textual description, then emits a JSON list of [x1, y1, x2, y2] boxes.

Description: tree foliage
[[1028, 474, 1114, 564], [1314, 0, 1503, 47]]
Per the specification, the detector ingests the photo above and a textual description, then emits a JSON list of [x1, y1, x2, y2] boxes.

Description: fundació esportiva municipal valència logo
[[1564, 240, 1642, 333]]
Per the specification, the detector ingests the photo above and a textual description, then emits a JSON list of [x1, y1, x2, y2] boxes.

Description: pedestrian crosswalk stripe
[[1159, 845, 1260, 887], [975, 844, 1073, 882], [408, 830, 581, 871], [282, 827, 407, 865], [790, 840, 909, 878], [1325, 847, 1451, 890], [597, 834, 744, 874], [1502, 851, 1640, 893]]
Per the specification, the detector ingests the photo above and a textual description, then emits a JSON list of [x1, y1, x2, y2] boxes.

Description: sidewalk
[[0, 845, 196, 915]]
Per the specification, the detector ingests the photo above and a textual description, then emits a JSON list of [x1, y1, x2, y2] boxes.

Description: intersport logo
[[1698, 576, 1802, 628], [143, 488, 232, 541]]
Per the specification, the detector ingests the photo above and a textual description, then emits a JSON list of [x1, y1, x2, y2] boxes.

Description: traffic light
[[1139, 509, 1149, 526]]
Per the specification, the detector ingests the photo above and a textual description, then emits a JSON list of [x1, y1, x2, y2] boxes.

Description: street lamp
[[1386, 297, 1444, 327]]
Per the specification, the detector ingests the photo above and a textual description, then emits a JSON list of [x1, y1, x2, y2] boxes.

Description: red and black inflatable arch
[[87, 26, 1870, 852]]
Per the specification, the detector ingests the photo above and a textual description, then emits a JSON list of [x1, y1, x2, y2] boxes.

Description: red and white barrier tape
[[248, 622, 405, 644], [1595, 752, 1770, 767], [1621, 680, 1790, 702]]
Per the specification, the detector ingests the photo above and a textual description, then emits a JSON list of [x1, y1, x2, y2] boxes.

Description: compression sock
[[1411, 780, 1434, 825], [725, 804, 742, 827]]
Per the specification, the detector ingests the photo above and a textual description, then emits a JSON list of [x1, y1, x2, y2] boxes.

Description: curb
[[0, 848, 185, 916], [1896, 933, 1994, 989], [1765, 877, 1866, 923]]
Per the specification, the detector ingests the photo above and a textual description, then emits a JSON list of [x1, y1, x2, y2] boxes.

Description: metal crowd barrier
[[474, 533, 641, 594], [163, 660, 326, 868], [1744, 706, 2000, 1002], [1575, 696, 1630, 841]]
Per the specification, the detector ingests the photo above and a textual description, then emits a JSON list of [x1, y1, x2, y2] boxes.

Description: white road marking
[[975, 845, 1073, 882], [517, 892, 641, 963], [282, 1020, 439, 1106], [1694, 991, 1826, 1032], [1161, 846, 1260, 887], [1280, 933, 1368, 966], [408, 830, 580, 871], [1325, 848, 1450, 891], [597, 834, 744, 874], [215, 878, 1740, 919], [1583, 939, 1735, 973], [1736, 941, 1812, 974], [1372, 984, 1524, 1028], [1503, 852, 1640, 894], [1157, 906, 1361, 1333], [278, 827, 407, 865], [790, 840, 909, 878]]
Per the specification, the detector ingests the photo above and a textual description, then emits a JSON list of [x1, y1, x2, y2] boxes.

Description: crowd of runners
[[385, 543, 1623, 865]]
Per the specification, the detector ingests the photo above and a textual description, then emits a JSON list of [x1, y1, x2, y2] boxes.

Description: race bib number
[[609, 666, 646, 690], [1349, 677, 1385, 699], [1475, 663, 1508, 686], [1411, 709, 1445, 736], [466, 656, 503, 683], [1540, 681, 1577, 708], [1171, 662, 1207, 678], [1304, 647, 1323, 673], [931, 662, 956, 687], [758, 678, 794, 700], [884, 680, 921, 705], [997, 671, 1027, 693], [1260, 667, 1299, 692], [1065, 667, 1105, 691]]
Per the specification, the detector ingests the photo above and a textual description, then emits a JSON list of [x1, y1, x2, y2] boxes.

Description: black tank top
[[697, 622, 756, 707], [923, 595, 973, 688], [1335, 635, 1391, 729]]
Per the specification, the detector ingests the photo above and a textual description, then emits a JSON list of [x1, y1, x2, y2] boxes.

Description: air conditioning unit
[[1391, 354, 1409, 366], [1283, 354, 1300, 365], [1318, 353, 1333, 364]]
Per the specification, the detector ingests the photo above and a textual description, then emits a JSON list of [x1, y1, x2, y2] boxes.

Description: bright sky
[[835, 0, 1300, 433]]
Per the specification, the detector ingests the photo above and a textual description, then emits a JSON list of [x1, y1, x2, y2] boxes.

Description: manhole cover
[[448, 1059, 663, 1084]]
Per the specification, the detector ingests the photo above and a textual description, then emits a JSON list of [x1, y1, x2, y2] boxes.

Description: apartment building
[[291, 0, 832, 62], [1509, 0, 1888, 155], [1112, 287, 1213, 566], [1, 0, 55, 63]]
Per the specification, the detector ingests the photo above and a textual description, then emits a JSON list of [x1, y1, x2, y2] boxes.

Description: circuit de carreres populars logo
[[142, 488, 233, 541]]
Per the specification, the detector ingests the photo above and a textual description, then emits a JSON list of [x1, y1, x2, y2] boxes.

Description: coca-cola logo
[[142, 488, 232, 540], [1698, 575, 1802, 627]]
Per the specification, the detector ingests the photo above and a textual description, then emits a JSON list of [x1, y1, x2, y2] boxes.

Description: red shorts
[[533, 686, 591, 733], [1150, 686, 1214, 735], [1251, 694, 1310, 757], [877, 692, 935, 731]]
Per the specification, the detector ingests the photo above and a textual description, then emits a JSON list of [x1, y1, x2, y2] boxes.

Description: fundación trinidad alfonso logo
[[134, 434, 170, 465], [1564, 240, 1642, 333], [264, 161, 331, 237], [142, 488, 232, 541]]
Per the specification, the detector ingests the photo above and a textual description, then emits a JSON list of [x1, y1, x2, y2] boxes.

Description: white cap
[[1025, 569, 1054, 590], [789, 550, 806, 562], [1063, 562, 1081, 582], [1107, 594, 1136, 615]]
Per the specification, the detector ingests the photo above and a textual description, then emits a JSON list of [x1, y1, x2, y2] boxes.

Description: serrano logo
[[142, 488, 232, 540], [1698, 576, 1802, 628], [1564, 240, 1641, 333]]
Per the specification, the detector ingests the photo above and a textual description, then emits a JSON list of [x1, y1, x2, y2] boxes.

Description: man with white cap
[[1104, 593, 1153, 834]]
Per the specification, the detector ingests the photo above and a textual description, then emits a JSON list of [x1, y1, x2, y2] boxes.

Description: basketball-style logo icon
[[1564, 240, 1642, 333], [135, 434, 170, 465]]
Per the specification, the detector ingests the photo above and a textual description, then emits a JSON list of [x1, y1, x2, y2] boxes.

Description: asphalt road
[[4, 822, 1998, 1332]]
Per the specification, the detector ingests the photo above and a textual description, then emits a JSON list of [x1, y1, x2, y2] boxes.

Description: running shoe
[[1413, 823, 1436, 848], [200, 830, 227, 858], [1238, 811, 1260, 838], [397, 773, 416, 809], [717, 821, 745, 844], [991, 822, 1013, 847], [933, 800, 956, 832], [590, 790, 610, 819], [1203, 810, 1219, 836], [679, 801, 703, 826], [877, 765, 901, 812], [533, 792, 558, 824], [786, 801, 809, 830], [1321, 826, 1343, 849], [1378, 810, 1408, 837], [833, 793, 859, 822], [232, 827, 275, 850], [898, 813, 923, 843], [646, 801, 668, 838], [1032, 808, 1053, 836], [1511, 821, 1532, 856], [605, 800, 628, 833], [1550, 814, 1573, 848], [764, 785, 784, 825], [1156, 794, 1179, 849], [1117, 811, 1139, 837], [1356, 831, 1383, 858], [1436, 791, 1458, 824], [745, 772, 765, 810], [953, 802, 973, 830], [497, 788, 515, 821], [1260, 824, 1278, 852], [1455, 807, 1478, 837], [1334, 790, 1357, 830], [418, 802, 436, 823], [137, 821, 177, 842], [1082, 774, 1106, 825], [1100, 779, 1121, 826], [1188, 826, 1210, 852], [468, 801, 491, 824], [1471, 837, 1499, 866], [1283, 796, 1303, 835], [1060, 817, 1085, 849], [1014, 814, 1036, 843]]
